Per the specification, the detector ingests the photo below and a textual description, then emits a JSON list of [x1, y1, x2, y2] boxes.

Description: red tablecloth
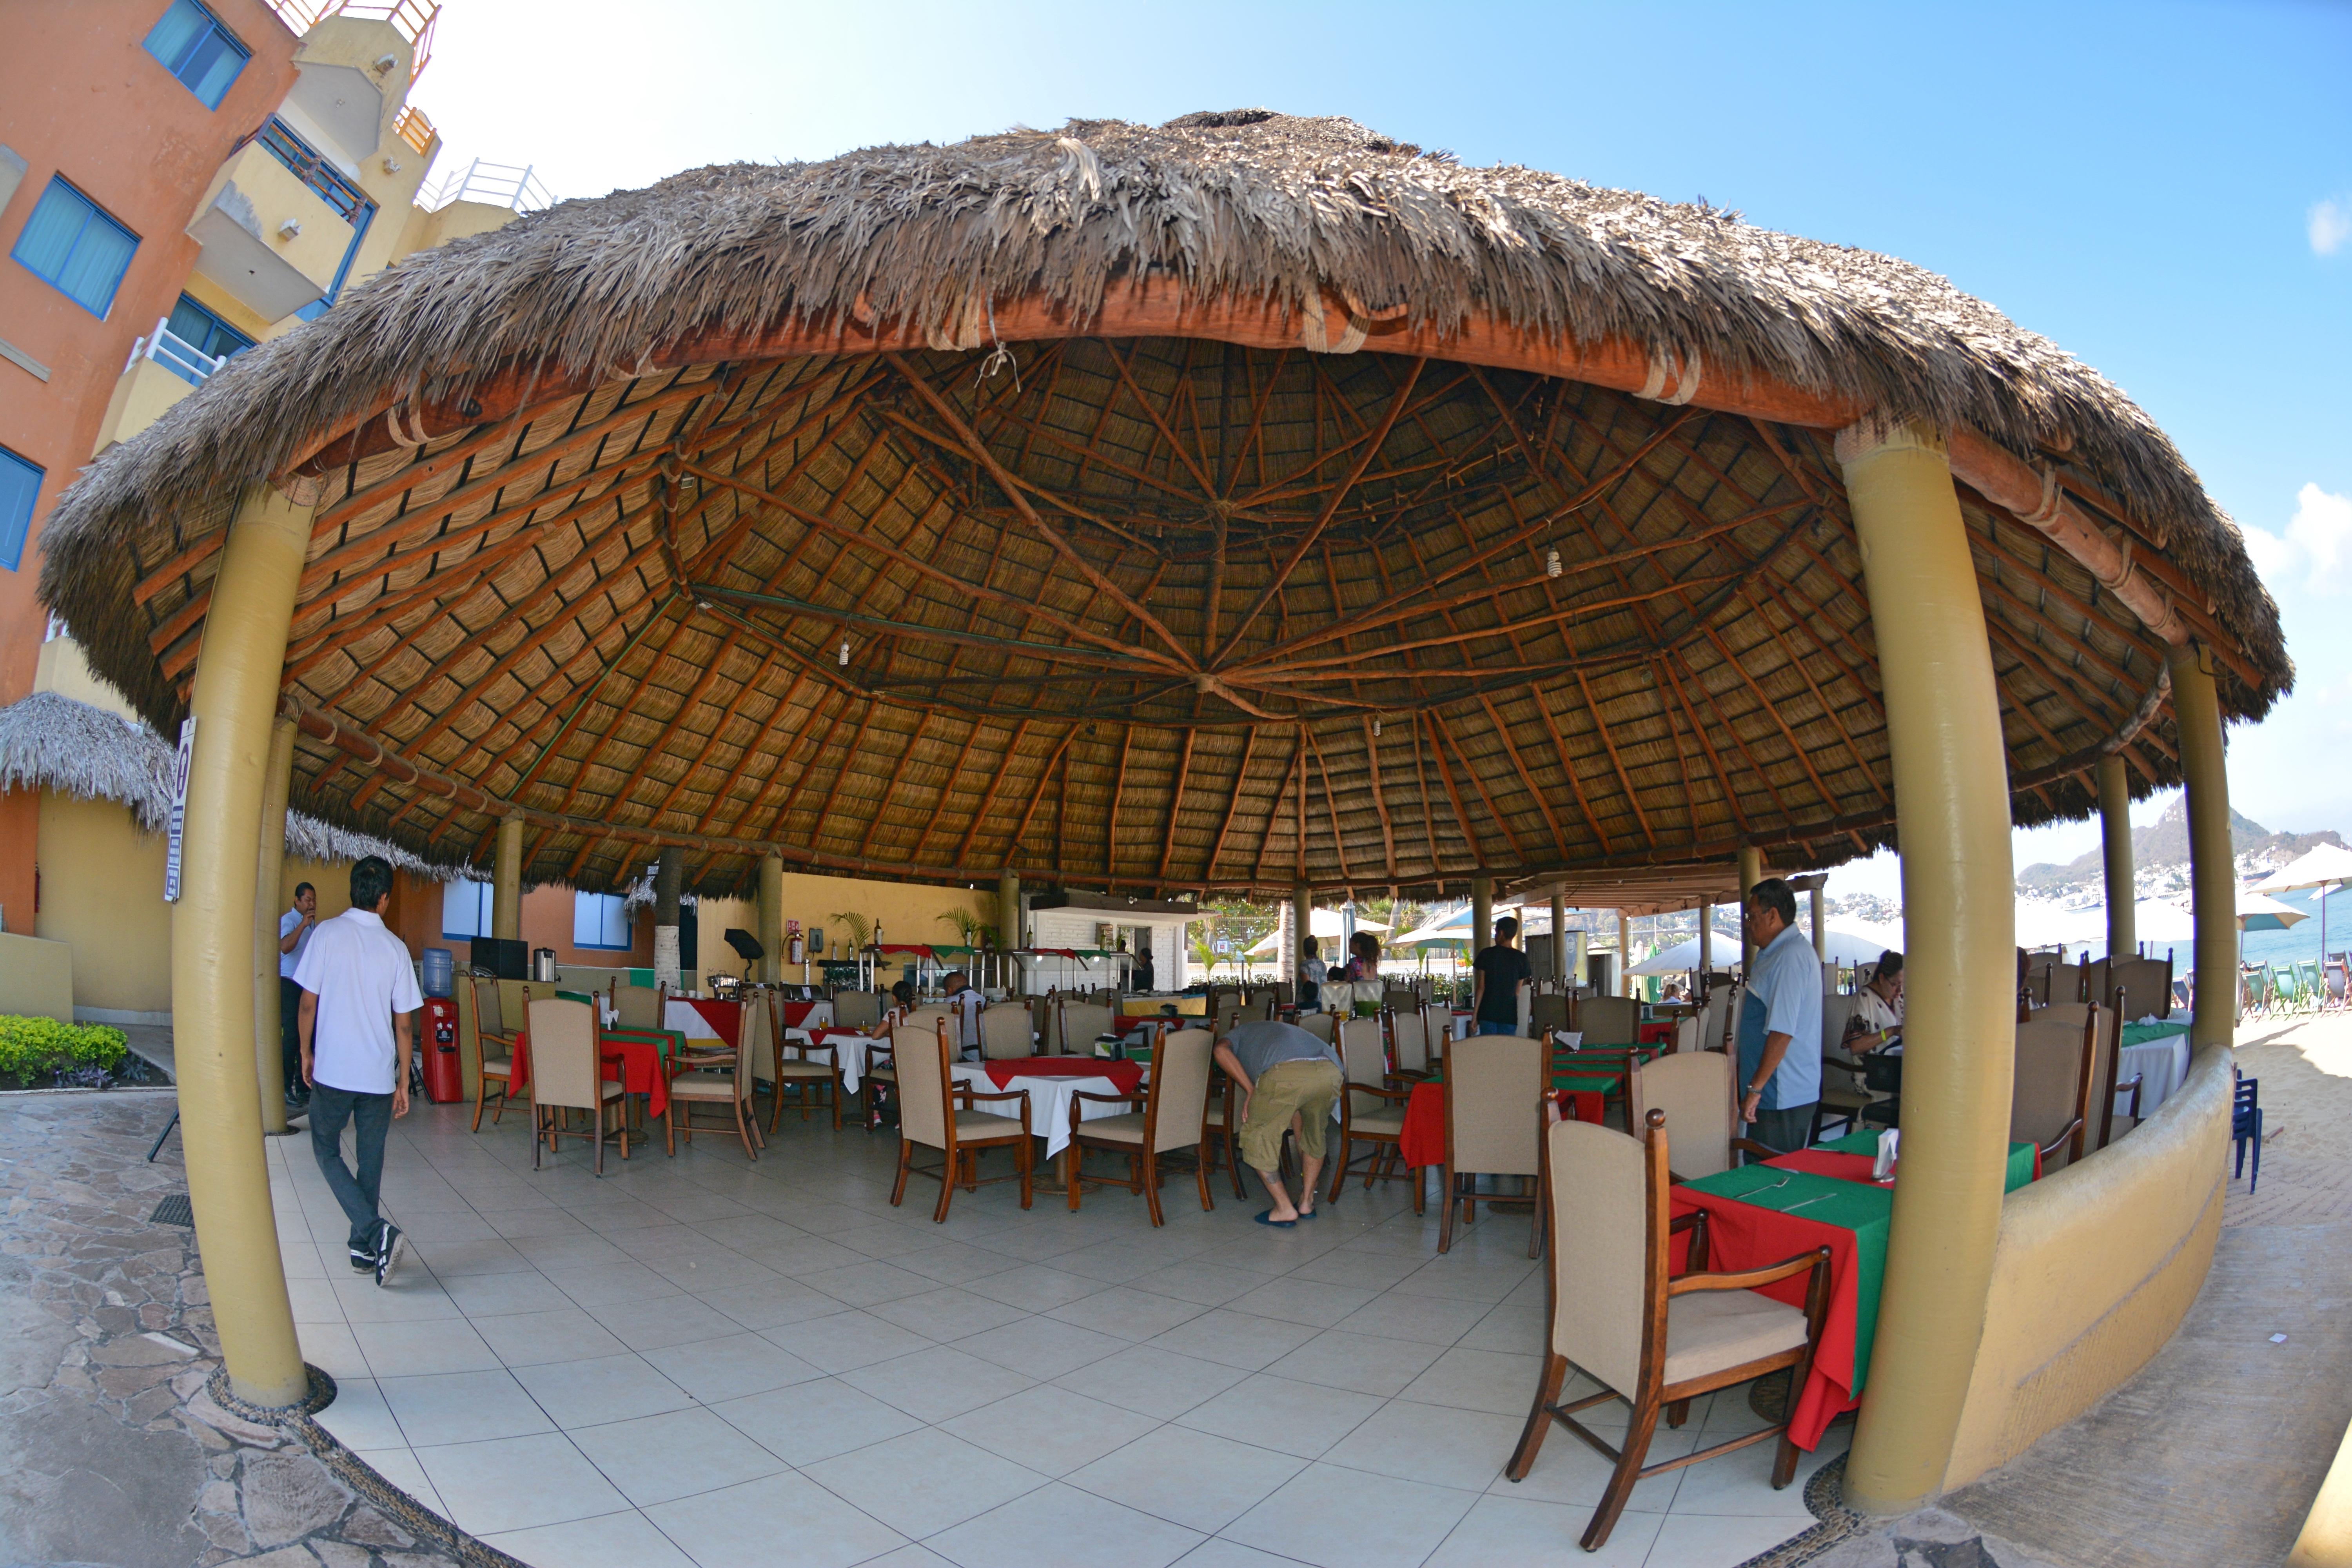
[[1766, 1149, 1880, 1185], [1396, 1081, 1604, 1169], [512, 1030, 672, 1118], [675, 997, 742, 1042], [1639, 1022, 1676, 1045], [984, 1057, 1143, 1095], [780, 1001, 828, 1031]]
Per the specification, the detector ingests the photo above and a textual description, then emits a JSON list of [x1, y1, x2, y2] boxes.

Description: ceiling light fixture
[[838, 640, 851, 666], [1545, 547, 1563, 579]]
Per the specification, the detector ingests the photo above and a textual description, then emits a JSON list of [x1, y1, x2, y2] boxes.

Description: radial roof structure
[[40, 111, 2290, 900]]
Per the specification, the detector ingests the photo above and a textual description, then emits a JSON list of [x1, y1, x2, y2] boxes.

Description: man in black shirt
[[1472, 916, 1532, 1035]]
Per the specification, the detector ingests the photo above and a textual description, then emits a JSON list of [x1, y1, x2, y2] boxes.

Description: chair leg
[[1505, 1350, 1569, 1481], [472, 1074, 488, 1132], [1665, 1397, 1691, 1429], [1437, 1167, 1456, 1253], [1144, 1151, 1165, 1227], [593, 1099, 605, 1177], [1018, 1138, 1033, 1210], [1225, 1119, 1246, 1198], [1196, 1147, 1214, 1213], [1582, 1397, 1660, 1552], [933, 1147, 955, 1223], [531, 1105, 543, 1171], [1327, 1138, 1349, 1205]]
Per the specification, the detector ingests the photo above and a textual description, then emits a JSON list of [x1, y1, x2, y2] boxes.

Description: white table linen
[[950, 1063, 1139, 1158], [2117, 1028, 2193, 1121], [664, 999, 726, 1041], [810, 1034, 886, 1093]]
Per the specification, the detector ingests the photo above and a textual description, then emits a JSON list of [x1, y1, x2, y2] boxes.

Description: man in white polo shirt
[[293, 856, 422, 1285], [277, 881, 317, 1109]]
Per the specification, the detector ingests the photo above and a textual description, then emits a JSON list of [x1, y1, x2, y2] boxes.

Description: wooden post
[[252, 716, 296, 1135], [1472, 875, 1494, 964], [2169, 644, 2236, 1052], [1292, 880, 1312, 989], [493, 816, 523, 941], [2097, 753, 2137, 960], [1698, 904, 1713, 986], [1738, 845, 1763, 969], [1617, 910, 1631, 996], [1550, 893, 1568, 985], [759, 852, 785, 983], [998, 867, 1021, 991], [1836, 418, 2015, 1515]]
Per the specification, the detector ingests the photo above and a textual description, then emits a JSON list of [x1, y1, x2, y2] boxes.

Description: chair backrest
[[2013, 1010, 2096, 1164], [614, 983, 662, 1031], [1819, 993, 1862, 1060], [1578, 994, 1641, 1045], [1443, 1033, 1543, 1178], [900, 1005, 953, 1045], [1543, 1115, 1658, 1396], [2106, 955, 2173, 1020], [890, 1020, 952, 1150], [1630, 1051, 1735, 1179], [979, 1004, 1033, 1060], [527, 998, 601, 1110], [1245, 993, 1274, 1022], [834, 988, 883, 1031], [1337, 1016, 1388, 1114], [2051, 961, 2086, 1006], [1296, 1010, 1335, 1045], [471, 975, 506, 1040], [737, 993, 773, 1092], [1383, 987, 1419, 1018], [1530, 992, 1571, 1037], [1057, 1000, 1116, 1056], [1146, 1028, 1216, 1151], [1390, 1007, 1430, 1076]]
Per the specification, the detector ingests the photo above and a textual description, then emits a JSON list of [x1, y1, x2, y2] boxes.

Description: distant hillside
[[2016, 794, 2344, 906]]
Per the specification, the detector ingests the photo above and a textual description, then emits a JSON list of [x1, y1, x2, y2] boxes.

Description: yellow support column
[[1550, 893, 1568, 984], [1837, 419, 2015, 1514], [493, 816, 524, 940], [760, 853, 786, 984], [1616, 911, 1630, 995], [1471, 876, 1493, 958], [1738, 846, 1763, 967], [252, 716, 296, 1135], [171, 485, 311, 1408], [2169, 645, 2236, 1052], [2098, 754, 2137, 960]]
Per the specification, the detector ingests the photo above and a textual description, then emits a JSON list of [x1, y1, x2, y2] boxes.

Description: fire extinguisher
[[787, 919, 805, 966]]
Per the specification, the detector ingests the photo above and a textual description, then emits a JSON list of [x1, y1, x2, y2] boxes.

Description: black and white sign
[[163, 717, 196, 903]]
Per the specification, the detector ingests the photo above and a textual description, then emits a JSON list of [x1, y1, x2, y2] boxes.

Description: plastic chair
[[2232, 1071, 2261, 1191]]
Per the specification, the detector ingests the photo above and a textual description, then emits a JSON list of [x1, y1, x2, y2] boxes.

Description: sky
[[412, 0, 2350, 904]]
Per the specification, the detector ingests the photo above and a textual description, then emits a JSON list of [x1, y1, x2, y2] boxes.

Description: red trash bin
[[421, 997, 463, 1103]]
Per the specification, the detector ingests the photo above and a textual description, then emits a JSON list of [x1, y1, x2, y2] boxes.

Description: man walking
[[277, 881, 317, 1107], [1471, 915, 1531, 1035], [293, 857, 421, 1284], [1735, 877, 1824, 1153], [1212, 1017, 1343, 1226]]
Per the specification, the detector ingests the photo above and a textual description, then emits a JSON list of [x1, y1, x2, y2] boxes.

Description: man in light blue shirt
[[1735, 877, 1824, 1153]]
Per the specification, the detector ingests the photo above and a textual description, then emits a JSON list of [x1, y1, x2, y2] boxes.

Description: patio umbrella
[[1244, 906, 1390, 956], [2252, 843, 2352, 970], [1625, 926, 1747, 975], [2234, 889, 2310, 933]]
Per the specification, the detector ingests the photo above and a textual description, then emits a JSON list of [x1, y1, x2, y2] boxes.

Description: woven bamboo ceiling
[[46, 115, 2287, 901]]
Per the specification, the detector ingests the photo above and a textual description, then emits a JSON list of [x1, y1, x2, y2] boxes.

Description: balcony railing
[[125, 318, 229, 387], [393, 103, 436, 156], [423, 158, 555, 215], [264, 0, 439, 82]]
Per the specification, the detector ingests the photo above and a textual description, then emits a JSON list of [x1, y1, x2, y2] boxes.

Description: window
[[573, 892, 633, 951], [440, 878, 495, 940], [143, 0, 250, 110], [166, 293, 253, 362], [0, 447, 42, 572], [257, 119, 369, 222], [11, 178, 138, 318]]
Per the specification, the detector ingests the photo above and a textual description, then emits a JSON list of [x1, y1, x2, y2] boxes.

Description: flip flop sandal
[[1294, 1208, 1319, 1220], [1254, 1210, 1297, 1228]]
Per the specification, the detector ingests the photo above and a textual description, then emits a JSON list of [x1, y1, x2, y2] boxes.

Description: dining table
[[950, 1056, 1145, 1159], [665, 997, 742, 1044], [2115, 1020, 2194, 1120], [1671, 1131, 2040, 1449], [1395, 1068, 1621, 1170], [508, 1025, 688, 1119]]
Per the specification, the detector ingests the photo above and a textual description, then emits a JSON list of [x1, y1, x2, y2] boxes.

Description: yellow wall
[[769, 871, 997, 973], [1941, 1044, 2234, 1489], [0, 931, 75, 1023], [33, 792, 172, 1015]]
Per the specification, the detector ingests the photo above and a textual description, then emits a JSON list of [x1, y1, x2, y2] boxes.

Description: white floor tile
[[1043, 1286, 1212, 1342], [641, 1330, 823, 1402], [1064, 1424, 1308, 1535], [1260, 1329, 1445, 1398], [475, 1306, 633, 1368], [1224, 1461, 1479, 1568], [955, 1315, 1132, 1380], [1423, 1493, 1662, 1566], [568, 1406, 788, 1507], [482, 1507, 700, 1568], [314, 1376, 405, 1450], [1051, 1345, 1252, 1420], [352, 1446, 448, 1519], [869, 1285, 1036, 1343], [379, 1368, 557, 1446], [843, 1343, 1036, 1423], [713, 1376, 924, 1466], [938, 1383, 1161, 1477], [643, 1471, 907, 1568], [1642, 1511, 1811, 1565], [759, 1308, 937, 1372], [1324, 1398, 1523, 1492], [1394, 1345, 1545, 1416], [1144, 1308, 1322, 1372], [801, 1427, 1048, 1538], [1173, 1372, 1384, 1459], [510, 1351, 695, 1430], [923, 1480, 1206, 1568], [414, 1431, 630, 1535], [962, 1265, 1112, 1312]]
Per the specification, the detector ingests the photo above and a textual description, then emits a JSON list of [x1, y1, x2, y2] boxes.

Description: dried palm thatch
[[33, 111, 2289, 903], [0, 692, 456, 878]]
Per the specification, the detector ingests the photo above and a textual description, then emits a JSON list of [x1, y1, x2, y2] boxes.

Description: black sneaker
[[348, 1244, 378, 1272], [372, 1221, 407, 1287]]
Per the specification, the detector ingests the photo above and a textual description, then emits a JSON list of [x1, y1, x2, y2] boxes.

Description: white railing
[[423, 158, 555, 215], [124, 318, 227, 387]]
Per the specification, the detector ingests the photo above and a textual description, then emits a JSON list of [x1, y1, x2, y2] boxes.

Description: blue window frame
[[257, 119, 370, 222], [166, 293, 253, 362], [0, 447, 44, 573], [441, 879, 495, 940], [10, 178, 139, 318], [573, 892, 633, 951], [143, 0, 250, 110]]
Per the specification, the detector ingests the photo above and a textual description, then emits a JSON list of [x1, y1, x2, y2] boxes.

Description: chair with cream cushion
[[979, 1004, 1034, 1061], [1505, 1110, 1831, 1551], [889, 1018, 1033, 1222], [525, 998, 628, 1174], [1438, 1032, 1544, 1255], [613, 983, 664, 1032], [861, 1004, 950, 1111], [1294, 1010, 1335, 1045], [1329, 1014, 1412, 1205], [668, 993, 764, 1160], [1389, 1006, 1433, 1081], [1054, 999, 1117, 1059], [1067, 1027, 1217, 1225], [1577, 994, 1642, 1046], [1628, 1050, 1777, 1181], [2014, 1003, 2102, 1171], [756, 986, 843, 1132], [469, 976, 517, 1133], [833, 988, 884, 1033]]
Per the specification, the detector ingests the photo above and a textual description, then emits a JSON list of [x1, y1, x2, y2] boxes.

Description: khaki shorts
[[1239, 1058, 1343, 1170]]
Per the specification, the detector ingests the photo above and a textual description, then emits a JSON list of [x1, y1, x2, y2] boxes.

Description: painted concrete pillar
[[2168, 644, 2236, 1051], [252, 716, 296, 1134], [1698, 904, 1713, 984], [653, 845, 684, 991], [1292, 880, 1312, 984], [1836, 418, 2016, 1515], [1471, 875, 1493, 959], [171, 485, 310, 1408], [998, 868, 1022, 952], [759, 853, 785, 984], [1737, 846, 1763, 969], [492, 817, 524, 941], [1550, 893, 1568, 984], [2097, 754, 2137, 960], [1810, 885, 1828, 964]]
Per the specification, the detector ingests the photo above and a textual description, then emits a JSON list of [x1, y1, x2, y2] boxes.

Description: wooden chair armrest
[[1729, 1137, 1782, 1164], [1818, 1057, 1868, 1081], [1667, 1245, 1830, 1297], [955, 1084, 1033, 1134], [599, 1052, 627, 1073], [1068, 1089, 1148, 1107], [1352, 1084, 1415, 1103], [2037, 1117, 2085, 1161], [1670, 1207, 1710, 1274]]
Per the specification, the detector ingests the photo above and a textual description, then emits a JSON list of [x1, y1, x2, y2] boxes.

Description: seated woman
[[1342, 930, 1381, 982], [1842, 950, 1904, 1052]]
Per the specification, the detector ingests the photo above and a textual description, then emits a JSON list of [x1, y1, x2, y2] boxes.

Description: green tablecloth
[[1816, 1129, 2038, 1192], [2120, 1021, 2190, 1049], [1682, 1163, 1893, 1397], [1417, 1069, 1622, 1095]]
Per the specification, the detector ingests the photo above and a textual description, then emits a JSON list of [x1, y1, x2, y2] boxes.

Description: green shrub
[[0, 1016, 129, 1080]]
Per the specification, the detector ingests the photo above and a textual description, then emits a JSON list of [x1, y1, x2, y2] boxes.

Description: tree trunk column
[[1550, 893, 1568, 985], [2168, 645, 2236, 1051], [1837, 418, 2015, 1515], [252, 716, 296, 1135], [1471, 875, 1493, 963], [653, 845, 684, 991], [1291, 881, 1311, 987], [1738, 846, 1763, 969], [759, 853, 785, 984], [1616, 911, 1630, 995], [2097, 753, 2138, 960], [171, 484, 311, 1408], [492, 817, 523, 942]]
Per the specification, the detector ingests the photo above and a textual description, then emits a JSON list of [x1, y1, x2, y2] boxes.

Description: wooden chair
[[832, 988, 884, 1033], [668, 993, 764, 1159], [2013, 1002, 2103, 1172], [1529, 991, 1571, 1041], [613, 982, 664, 1032], [1389, 1006, 1434, 1081], [1066, 1027, 1217, 1225], [2102, 955, 2176, 1021], [1051, 998, 1116, 1057], [758, 986, 844, 1131], [524, 998, 628, 1174], [1437, 1032, 1546, 1255], [1577, 994, 1641, 1045], [468, 975, 518, 1132], [978, 1004, 1034, 1061], [889, 1019, 1033, 1222], [1292, 1010, 1336, 1046], [1506, 1110, 1831, 1551], [862, 1004, 951, 1111], [1812, 993, 1875, 1142], [1628, 1051, 1779, 1181], [1329, 1014, 1412, 1203]]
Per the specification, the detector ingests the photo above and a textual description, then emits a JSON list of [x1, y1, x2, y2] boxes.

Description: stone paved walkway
[[0, 1090, 463, 1568]]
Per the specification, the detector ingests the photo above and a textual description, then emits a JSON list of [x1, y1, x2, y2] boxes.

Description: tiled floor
[[275, 1098, 1846, 1568]]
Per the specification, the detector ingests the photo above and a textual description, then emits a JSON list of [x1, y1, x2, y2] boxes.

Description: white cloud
[[2243, 484, 2352, 593], [2314, 197, 2352, 258]]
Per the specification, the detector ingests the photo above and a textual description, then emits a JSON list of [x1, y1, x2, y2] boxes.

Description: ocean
[[2239, 882, 2350, 971]]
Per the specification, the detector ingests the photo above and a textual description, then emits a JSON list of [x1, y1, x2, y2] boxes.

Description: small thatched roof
[[0, 693, 458, 879], [33, 111, 2289, 902]]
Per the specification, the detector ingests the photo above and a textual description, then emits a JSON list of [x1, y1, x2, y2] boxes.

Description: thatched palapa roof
[[36, 111, 2289, 902]]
